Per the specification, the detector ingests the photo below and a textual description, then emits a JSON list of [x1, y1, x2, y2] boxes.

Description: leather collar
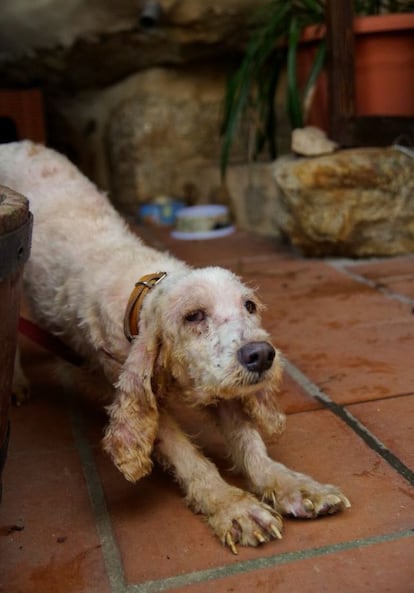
[[123, 272, 167, 341]]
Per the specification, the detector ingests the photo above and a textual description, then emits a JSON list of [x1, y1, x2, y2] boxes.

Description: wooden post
[[326, 0, 356, 143], [0, 187, 32, 501]]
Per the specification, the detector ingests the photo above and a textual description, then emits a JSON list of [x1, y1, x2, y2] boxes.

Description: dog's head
[[103, 267, 284, 482], [155, 268, 282, 400]]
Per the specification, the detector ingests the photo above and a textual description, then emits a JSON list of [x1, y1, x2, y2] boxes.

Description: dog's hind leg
[[12, 347, 30, 404]]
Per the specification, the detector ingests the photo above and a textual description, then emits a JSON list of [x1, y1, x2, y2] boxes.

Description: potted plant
[[220, 0, 414, 175]]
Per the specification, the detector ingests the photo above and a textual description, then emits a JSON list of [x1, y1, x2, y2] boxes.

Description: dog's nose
[[237, 341, 275, 373]]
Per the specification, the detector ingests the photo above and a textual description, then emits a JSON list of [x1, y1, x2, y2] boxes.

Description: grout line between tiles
[[283, 357, 414, 487], [347, 391, 414, 405], [68, 392, 127, 593], [127, 528, 414, 593], [285, 390, 414, 418], [328, 260, 414, 307]]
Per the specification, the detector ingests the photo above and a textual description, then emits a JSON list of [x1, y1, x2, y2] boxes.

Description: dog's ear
[[102, 332, 160, 482], [241, 363, 286, 439]]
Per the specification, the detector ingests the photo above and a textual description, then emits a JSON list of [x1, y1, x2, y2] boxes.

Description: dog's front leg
[[154, 410, 283, 553], [217, 400, 351, 518]]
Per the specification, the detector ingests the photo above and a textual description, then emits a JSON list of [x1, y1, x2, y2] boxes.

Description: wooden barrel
[[0, 185, 32, 502]]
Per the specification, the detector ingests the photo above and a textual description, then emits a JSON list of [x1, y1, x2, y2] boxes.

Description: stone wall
[[45, 64, 285, 238], [47, 65, 247, 206], [0, 0, 289, 237]]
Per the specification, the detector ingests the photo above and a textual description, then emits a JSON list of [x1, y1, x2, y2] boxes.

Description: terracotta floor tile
[[135, 226, 283, 268], [0, 449, 110, 593], [345, 256, 414, 300], [250, 267, 414, 405], [166, 535, 414, 593], [345, 255, 414, 298], [95, 407, 414, 585], [4, 229, 414, 593], [2, 338, 110, 593], [347, 394, 414, 470], [240, 256, 346, 291], [8, 385, 74, 457], [345, 255, 414, 279], [281, 318, 414, 404], [380, 277, 414, 300], [266, 409, 414, 543], [278, 372, 322, 415]]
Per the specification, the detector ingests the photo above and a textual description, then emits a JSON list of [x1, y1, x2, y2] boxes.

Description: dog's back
[[0, 141, 182, 351], [0, 141, 102, 215], [0, 140, 130, 246]]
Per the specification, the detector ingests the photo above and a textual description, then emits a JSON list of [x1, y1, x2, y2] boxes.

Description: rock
[[273, 147, 414, 257], [48, 66, 250, 212], [48, 70, 283, 238], [105, 70, 225, 210], [291, 126, 338, 156]]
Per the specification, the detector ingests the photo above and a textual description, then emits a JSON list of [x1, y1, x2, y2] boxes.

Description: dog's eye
[[184, 309, 206, 323], [245, 300, 257, 314]]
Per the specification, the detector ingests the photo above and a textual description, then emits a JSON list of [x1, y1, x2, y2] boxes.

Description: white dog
[[0, 141, 349, 553]]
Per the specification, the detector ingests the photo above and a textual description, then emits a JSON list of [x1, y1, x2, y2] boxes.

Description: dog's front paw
[[263, 479, 351, 519], [207, 488, 283, 554]]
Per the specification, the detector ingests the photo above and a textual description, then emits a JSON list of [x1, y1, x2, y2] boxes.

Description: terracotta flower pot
[[297, 13, 414, 132]]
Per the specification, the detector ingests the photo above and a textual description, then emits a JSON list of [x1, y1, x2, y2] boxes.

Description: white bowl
[[171, 205, 235, 240]]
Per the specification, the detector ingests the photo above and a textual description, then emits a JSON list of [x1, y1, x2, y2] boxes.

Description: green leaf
[[302, 38, 327, 102], [220, 1, 293, 177]]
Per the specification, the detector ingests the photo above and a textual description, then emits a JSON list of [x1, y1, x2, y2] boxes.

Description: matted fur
[[1, 141, 349, 552]]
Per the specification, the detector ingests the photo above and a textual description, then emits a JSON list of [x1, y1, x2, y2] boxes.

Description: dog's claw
[[322, 494, 351, 514], [270, 524, 283, 540], [326, 494, 342, 507], [303, 498, 315, 512], [254, 531, 266, 544], [262, 489, 281, 513], [225, 532, 238, 555]]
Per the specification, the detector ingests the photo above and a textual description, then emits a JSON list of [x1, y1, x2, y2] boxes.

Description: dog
[[0, 141, 350, 553]]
